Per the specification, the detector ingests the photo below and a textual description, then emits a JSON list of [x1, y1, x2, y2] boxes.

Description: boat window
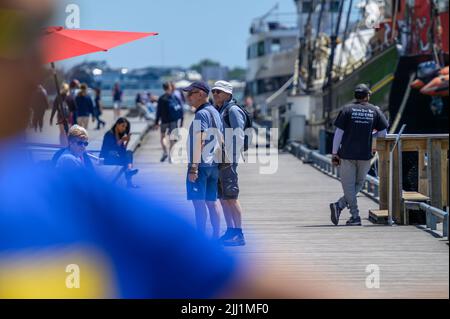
[[270, 39, 281, 53], [329, 1, 340, 12], [257, 41, 265, 57]]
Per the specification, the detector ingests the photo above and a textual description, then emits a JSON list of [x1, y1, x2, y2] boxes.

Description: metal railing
[[288, 142, 380, 202], [404, 201, 448, 238]]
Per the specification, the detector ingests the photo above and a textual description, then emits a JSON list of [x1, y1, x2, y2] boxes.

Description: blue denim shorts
[[186, 166, 219, 201]]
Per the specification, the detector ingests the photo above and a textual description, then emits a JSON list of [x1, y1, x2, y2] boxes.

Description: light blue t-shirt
[[188, 103, 223, 168], [219, 99, 246, 163]]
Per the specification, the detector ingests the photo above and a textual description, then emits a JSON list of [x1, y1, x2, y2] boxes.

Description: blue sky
[[53, 0, 297, 70]]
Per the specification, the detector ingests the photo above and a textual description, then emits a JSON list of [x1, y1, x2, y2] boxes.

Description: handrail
[[288, 142, 380, 202], [404, 201, 448, 238]]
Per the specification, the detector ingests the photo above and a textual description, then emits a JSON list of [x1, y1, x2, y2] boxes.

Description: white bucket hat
[[212, 80, 233, 95]]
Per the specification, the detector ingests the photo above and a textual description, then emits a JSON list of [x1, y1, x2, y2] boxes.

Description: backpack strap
[[204, 106, 228, 164]]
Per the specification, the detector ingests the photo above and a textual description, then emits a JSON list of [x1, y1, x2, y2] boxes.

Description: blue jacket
[[75, 94, 94, 117]]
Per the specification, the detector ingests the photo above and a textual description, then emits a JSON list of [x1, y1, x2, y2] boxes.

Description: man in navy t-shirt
[[184, 81, 223, 239], [329, 84, 389, 226]]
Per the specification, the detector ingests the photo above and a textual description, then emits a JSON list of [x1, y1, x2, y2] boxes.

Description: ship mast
[[307, 0, 327, 91], [294, 0, 316, 95], [323, 0, 345, 127]]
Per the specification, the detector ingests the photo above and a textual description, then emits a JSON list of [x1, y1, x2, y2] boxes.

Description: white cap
[[212, 80, 233, 95]]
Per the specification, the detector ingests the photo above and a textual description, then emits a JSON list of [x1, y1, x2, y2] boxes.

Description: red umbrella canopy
[[41, 26, 158, 64]]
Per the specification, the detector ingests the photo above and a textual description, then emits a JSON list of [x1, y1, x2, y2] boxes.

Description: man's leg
[[355, 160, 372, 194], [227, 199, 243, 229], [160, 127, 168, 160], [192, 200, 207, 234], [220, 199, 235, 229], [206, 201, 221, 239], [339, 159, 359, 218]]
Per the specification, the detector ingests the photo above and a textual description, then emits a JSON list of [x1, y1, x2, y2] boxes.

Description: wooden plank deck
[[132, 114, 449, 299]]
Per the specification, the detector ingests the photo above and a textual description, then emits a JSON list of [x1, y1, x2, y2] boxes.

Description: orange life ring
[[420, 74, 449, 96], [411, 79, 425, 89]]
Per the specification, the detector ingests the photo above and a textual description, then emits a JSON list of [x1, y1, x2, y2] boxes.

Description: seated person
[[54, 125, 94, 172], [100, 117, 139, 188]]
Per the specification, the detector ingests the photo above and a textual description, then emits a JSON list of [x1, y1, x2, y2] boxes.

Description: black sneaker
[[125, 168, 139, 177], [160, 153, 168, 162], [346, 216, 362, 226], [222, 232, 246, 246], [330, 202, 342, 226], [218, 228, 234, 243]]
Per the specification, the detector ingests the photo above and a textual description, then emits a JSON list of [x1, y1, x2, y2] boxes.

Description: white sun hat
[[212, 80, 233, 95]]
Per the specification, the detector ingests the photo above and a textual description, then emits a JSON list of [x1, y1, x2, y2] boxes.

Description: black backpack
[[223, 103, 253, 151]]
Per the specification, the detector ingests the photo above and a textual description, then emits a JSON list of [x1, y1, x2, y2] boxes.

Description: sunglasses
[[76, 141, 89, 147], [211, 90, 224, 95], [187, 90, 201, 97]]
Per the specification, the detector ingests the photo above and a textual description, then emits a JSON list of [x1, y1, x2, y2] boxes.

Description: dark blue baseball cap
[[182, 81, 210, 95], [354, 83, 372, 95]]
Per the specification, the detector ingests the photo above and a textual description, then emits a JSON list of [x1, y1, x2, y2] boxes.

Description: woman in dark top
[[100, 118, 139, 188], [94, 88, 106, 130]]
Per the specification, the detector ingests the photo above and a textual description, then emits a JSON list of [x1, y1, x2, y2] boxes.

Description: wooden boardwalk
[[133, 114, 449, 299]]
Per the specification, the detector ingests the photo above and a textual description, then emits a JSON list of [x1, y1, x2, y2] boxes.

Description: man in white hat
[[212, 80, 248, 246]]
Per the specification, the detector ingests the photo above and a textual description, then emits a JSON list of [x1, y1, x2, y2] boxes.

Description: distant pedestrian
[[30, 85, 49, 132], [171, 82, 185, 127], [67, 79, 80, 125], [75, 83, 94, 129], [94, 88, 106, 130], [155, 82, 180, 163], [135, 92, 153, 120], [330, 84, 389, 226], [212, 81, 248, 246], [50, 82, 71, 146], [112, 82, 123, 120], [184, 81, 222, 239]]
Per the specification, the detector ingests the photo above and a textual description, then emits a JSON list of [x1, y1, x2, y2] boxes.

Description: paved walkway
[[132, 113, 449, 299]]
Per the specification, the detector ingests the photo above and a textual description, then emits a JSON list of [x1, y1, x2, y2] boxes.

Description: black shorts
[[218, 164, 239, 200]]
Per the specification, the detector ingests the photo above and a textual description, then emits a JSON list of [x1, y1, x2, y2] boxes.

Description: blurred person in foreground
[[0, 0, 350, 299]]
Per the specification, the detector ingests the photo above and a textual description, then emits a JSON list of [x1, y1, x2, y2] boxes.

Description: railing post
[[443, 214, 448, 238]]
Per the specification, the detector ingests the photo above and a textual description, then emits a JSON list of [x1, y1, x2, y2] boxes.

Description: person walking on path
[[330, 84, 389, 226], [67, 79, 80, 125], [75, 83, 94, 129], [212, 81, 247, 246], [112, 82, 123, 120], [155, 82, 179, 163], [184, 81, 222, 239], [94, 88, 106, 130], [50, 82, 71, 146], [30, 84, 49, 132], [171, 81, 185, 127]]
